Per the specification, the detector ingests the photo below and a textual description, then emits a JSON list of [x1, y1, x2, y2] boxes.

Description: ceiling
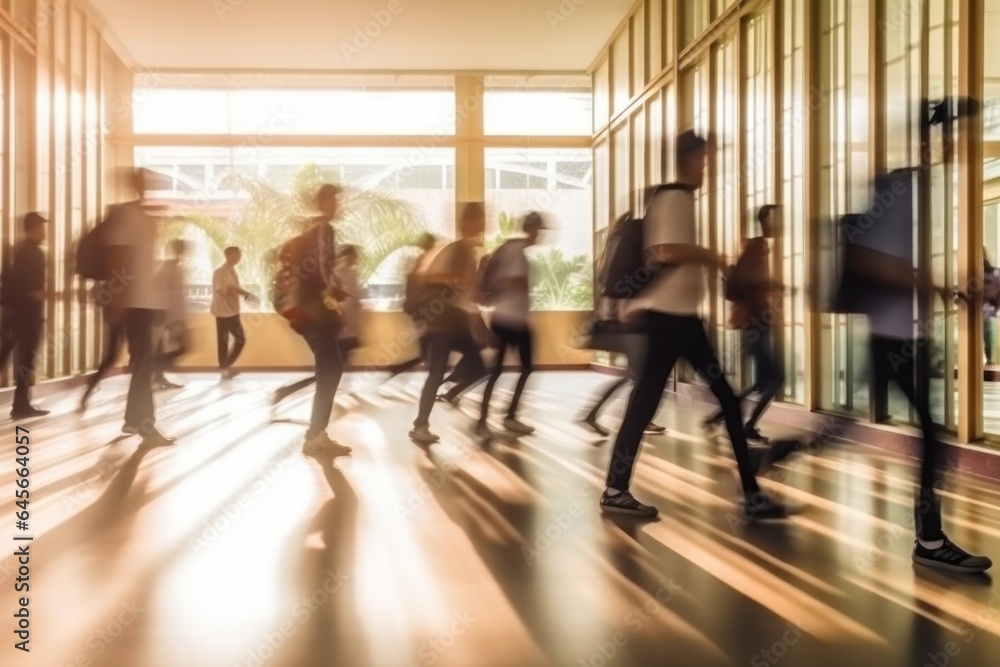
[[86, 0, 635, 72]]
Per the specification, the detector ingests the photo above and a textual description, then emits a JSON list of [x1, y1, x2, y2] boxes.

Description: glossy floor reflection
[[2, 371, 999, 667]]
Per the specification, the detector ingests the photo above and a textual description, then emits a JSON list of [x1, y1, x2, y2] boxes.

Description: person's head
[[416, 232, 437, 252], [522, 211, 547, 246], [675, 130, 709, 189], [458, 202, 485, 241], [169, 239, 188, 260], [224, 246, 241, 266], [758, 205, 781, 238], [315, 183, 343, 219], [23, 212, 46, 243], [338, 244, 359, 268]]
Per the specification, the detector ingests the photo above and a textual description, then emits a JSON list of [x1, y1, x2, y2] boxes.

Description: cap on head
[[23, 212, 46, 232]]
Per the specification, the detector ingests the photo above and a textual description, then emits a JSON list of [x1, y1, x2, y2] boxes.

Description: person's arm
[[849, 245, 949, 298]]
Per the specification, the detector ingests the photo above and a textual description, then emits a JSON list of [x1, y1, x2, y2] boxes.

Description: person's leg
[[506, 326, 533, 419], [226, 316, 247, 368], [478, 325, 513, 427], [0, 308, 15, 373], [12, 318, 42, 410], [584, 377, 630, 422], [124, 309, 157, 434], [681, 319, 762, 501], [743, 329, 785, 432], [604, 313, 680, 493], [444, 330, 487, 398], [304, 329, 344, 439], [986, 318, 996, 365], [89, 318, 122, 388], [414, 332, 451, 428], [872, 335, 891, 422], [216, 317, 230, 370]]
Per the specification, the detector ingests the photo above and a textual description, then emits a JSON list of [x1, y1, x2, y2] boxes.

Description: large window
[[484, 148, 593, 310], [132, 77, 456, 136], [134, 146, 455, 313], [483, 75, 592, 136]]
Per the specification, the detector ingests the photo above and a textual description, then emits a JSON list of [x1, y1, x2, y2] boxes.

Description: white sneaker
[[409, 424, 440, 443], [302, 432, 351, 456], [503, 417, 535, 435]]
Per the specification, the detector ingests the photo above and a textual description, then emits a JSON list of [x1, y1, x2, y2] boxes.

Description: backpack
[[270, 227, 342, 333], [830, 214, 867, 314], [724, 237, 766, 302], [475, 240, 512, 306], [75, 206, 119, 280], [600, 184, 688, 299]]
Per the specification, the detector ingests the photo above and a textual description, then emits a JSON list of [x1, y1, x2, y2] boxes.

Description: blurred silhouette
[[153, 239, 190, 390], [382, 232, 438, 383], [212, 246, 254, 380], [984, 247, 999, 367], [408, 203, 487, 444], [0, 212, 51, 418]]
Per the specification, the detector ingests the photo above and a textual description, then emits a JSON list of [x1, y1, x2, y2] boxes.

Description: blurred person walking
[[212, 246, 253, 380]]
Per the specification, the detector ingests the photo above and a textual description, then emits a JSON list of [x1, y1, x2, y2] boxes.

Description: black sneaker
[[600, 490, 658, 518], [745, 427, 767, 443], [742, 495, 788, 522], [580, 416, 610, 437], [749, 439, 802, 475], [912, 535, 993, 573], [644, 422, 667, 434], [10, 405, 50, 419]]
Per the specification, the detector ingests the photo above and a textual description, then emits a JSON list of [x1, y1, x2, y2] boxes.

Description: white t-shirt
[[490, 238, 531, 328], [155, 260, 187, 326], [106, 201, 162, 310], [853, 171, 916, 339], [211, 263, 241, 318], [641, 185, 703, 315]]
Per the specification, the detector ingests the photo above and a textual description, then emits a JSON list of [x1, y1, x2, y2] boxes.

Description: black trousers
[[707, 325, 785, 431], [273, 338, 357, 405], [298, 327, 345, 437], [605, 312, 760, 497], [216, 315, 246, 370], [0, 310, 42, 408], [124, 309, 156, 430], [88, 316, 126, 390], [584, 332, 645, 421], [870, 335, 943, 540], [479, 322, 533, 424], [386, 336, 431, 376], [414, 312, 486, 427]]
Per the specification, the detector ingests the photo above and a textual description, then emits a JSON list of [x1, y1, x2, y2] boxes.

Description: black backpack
[[75, 206, 120, 280], [830, 214, 866, 314], [475, 240, 513, 306], [600, 184, 686, 299]]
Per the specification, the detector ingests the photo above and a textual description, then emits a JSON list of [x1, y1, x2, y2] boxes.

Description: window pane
[[483, 91, 592, 136], [484, 148, 593, 311], [133, 88, 456, 135], [134, 146, 455, 313]]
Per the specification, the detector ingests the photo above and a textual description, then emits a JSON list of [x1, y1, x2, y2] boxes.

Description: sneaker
[[302, 432, 352, 456], [749, 439, 802, 475], [745, 427, 767, 443], [644, 422, 666, 434], [580, 416, 610, 437], [473, 423, 491, 444], [503, 417, 535, 435], [10, 405, 50, 419], [742, 495, 788, 522], [600, 490, 659, 517], [221, 368, 237, 380], [409, 424, 440, 444], [912, 535, 993, 573]]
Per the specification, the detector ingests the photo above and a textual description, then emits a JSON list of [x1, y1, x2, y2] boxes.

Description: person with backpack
[[409, 203, 487, 444], [474, 211, 545, 441], [579, 207, 666, 437], [847, 169, 990, 573], [0, 213, 51, 418], [103, 168, 174, 445], [272, 184, 352, 456], [702, 205, 785, 442], [211, 246, 254, 380], [599, 130, 784, 520], [380, 232, 439, 385]]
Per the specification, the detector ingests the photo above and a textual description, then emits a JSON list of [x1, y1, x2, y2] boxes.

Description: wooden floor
[[2, 371, 1000, 667]]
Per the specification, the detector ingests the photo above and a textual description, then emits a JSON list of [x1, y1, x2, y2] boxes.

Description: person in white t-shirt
[[105, 168, 174, 446], [211, 246, 253, 379], [475, 211, 545, 440], [849, 169, 991, 574], [600, 131, 780, 521]]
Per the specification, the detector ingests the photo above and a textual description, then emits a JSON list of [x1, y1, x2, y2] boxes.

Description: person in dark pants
[[106, 168, 174, 446], [211, 246, 253, 380], [475, 212, 546, 440], [850, 169, 990, 573], [703, 205, 786, 441], [79, 292, 127, 411], [600, 131, 783, 520], [408, 203, 487, 444], [0, 213, 50, 418]]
